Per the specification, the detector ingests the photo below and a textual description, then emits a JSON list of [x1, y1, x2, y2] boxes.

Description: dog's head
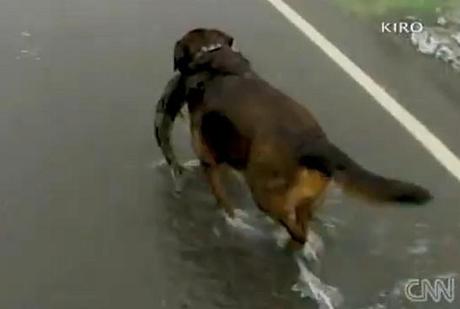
[[173, 28, 235, 73]]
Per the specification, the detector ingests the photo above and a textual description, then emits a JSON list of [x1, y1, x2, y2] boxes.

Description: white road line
[[265, 0, 460, 183]]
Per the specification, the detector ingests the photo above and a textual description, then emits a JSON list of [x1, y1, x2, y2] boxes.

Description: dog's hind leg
[[277, 201, 323, 261], [294, 198, 324, 261], [276, 169, 329, 260], [279, 213, 307, 251]]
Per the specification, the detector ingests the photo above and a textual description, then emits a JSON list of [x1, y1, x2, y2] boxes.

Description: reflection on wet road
[[0, 0, 459, 308]]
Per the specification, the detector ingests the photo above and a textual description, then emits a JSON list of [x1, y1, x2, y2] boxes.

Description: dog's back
[[190, 46, 431, 204]]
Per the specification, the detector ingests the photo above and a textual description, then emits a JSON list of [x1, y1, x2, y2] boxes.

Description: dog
[[160, 28, 432, 251]]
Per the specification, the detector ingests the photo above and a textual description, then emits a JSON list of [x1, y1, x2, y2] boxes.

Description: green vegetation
[[335, 0, 459, 16]]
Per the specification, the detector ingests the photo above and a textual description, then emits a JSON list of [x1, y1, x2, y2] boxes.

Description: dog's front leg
[[202, 163, 235, 218], [190, 125, 235, 217]]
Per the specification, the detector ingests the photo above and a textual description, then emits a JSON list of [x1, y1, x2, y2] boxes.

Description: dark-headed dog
[[165, 28, 432, 250]]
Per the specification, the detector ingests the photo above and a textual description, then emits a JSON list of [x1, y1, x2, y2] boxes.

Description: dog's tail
[[298, 142, 432, 205]]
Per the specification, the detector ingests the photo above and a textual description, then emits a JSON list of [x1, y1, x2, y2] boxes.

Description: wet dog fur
[[167, 28, 433, 249]]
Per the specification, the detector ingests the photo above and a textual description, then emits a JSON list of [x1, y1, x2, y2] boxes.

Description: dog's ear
[[173, 40, 189, 72]]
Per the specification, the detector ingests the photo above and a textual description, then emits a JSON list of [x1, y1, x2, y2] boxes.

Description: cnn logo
[[404, 278, 455, 303]]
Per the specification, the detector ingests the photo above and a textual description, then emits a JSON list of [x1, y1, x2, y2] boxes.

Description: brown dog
[[172, 28, 432, 250]]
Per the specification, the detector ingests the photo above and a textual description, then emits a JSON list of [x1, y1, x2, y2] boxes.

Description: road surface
[[0, 0, 459, 308]]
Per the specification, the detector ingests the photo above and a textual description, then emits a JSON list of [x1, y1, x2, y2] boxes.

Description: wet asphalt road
[[1, 0, 460, 308]]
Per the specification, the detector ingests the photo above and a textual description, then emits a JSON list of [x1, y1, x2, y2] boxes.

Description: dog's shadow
[[152, 163, 347, 308]]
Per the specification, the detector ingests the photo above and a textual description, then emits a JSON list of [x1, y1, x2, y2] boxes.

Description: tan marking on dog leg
[[203, 165, 235, 218], [191, 126, 235, 217], [282, 168, 330, 253], [285, 169, 329, 210]]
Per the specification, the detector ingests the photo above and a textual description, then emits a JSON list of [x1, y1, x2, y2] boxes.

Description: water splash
[[407, 238, 430, 255], [408, 7, 460, 72], [150, 158, 200, 195], [16, 30, 41, 61], [273, 226, 291, 247], [302, 230, 325, 262], [223, 209, 257, 232], [294, 256, 344, 309]]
